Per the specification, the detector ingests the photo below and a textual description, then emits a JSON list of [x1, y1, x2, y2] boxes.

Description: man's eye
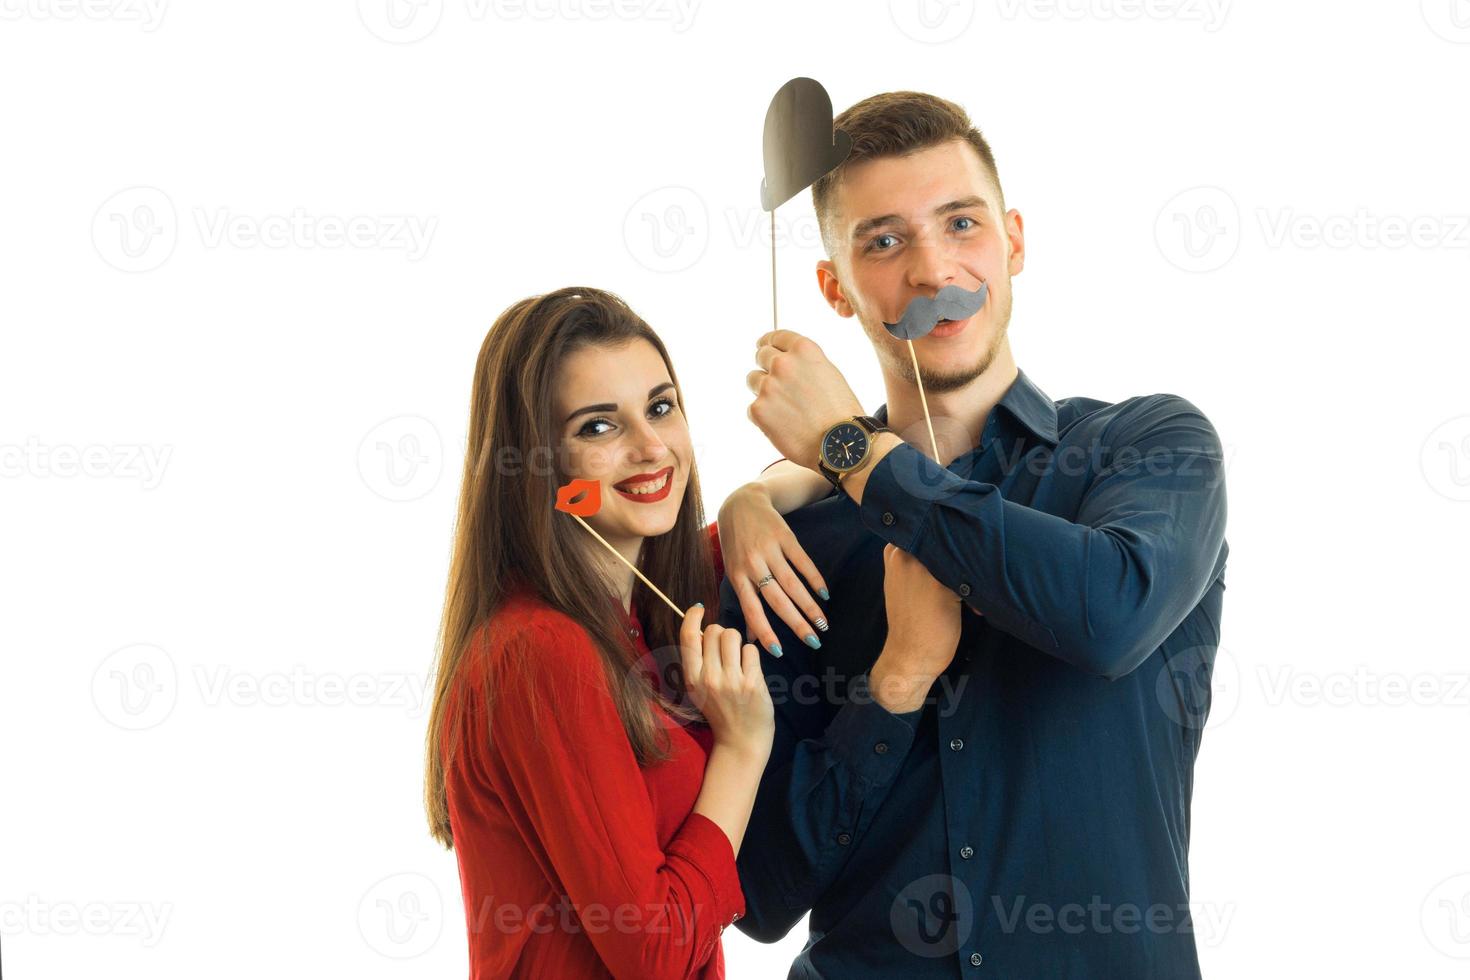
[[867, 233, 898, 252], [578, 418, 615, 438], [648, 396, 676, 419], [952, 216, 977, 232]]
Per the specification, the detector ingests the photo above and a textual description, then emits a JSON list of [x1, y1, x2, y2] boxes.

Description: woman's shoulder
[[467, 589, 604, 683]]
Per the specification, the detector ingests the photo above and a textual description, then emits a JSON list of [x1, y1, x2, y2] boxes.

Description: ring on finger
[[755, 573, 775, 589]]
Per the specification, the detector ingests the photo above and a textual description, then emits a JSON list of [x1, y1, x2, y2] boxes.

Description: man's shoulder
[[1058, 391, 1221, 452]]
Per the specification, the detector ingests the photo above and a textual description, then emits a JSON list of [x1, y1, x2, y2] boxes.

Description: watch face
[[822, 422, 870, 472]]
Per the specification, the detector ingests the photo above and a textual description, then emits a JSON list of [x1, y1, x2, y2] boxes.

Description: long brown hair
[[424, 286, 716, 849]]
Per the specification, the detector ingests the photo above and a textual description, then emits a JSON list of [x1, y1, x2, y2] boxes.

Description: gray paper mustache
[[882, 282, 989, 340]]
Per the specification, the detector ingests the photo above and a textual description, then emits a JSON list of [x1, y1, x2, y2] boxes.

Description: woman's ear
[[816, 260, 855, 318]]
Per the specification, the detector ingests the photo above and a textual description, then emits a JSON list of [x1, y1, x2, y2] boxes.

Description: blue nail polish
[[804, 634, 821, 649], [769, 641, 783, 658], [818, 588, 830, 600], [693, 602, 703, 607]]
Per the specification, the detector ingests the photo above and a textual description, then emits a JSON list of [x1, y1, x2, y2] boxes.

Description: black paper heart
[[759, 77, 852, 212]]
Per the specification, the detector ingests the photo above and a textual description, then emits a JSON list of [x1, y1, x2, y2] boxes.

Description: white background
[[4, 0, 1469, 976]]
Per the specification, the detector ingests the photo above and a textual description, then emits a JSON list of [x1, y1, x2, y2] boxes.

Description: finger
[[734, 577, 782, 657], [680, 605, 706, 689], [758, 571, 818, 649], [756, 329, 807, 353], [719, 627, 743, 679], [768, 555, 827, 634], [745, 369, 767, 396], [740, 642, 762, 686], [778, 539, 830, 618], [754, 344, 780, 374], [701, 624, 725, 687]]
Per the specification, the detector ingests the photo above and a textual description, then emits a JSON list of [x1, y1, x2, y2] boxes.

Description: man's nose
[[905, 229, 959, 292]]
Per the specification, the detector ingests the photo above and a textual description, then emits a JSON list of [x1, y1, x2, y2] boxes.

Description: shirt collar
[[873, 366, 1059, 448]]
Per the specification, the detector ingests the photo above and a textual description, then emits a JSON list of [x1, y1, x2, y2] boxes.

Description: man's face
[[817, 139, 1025, 393]]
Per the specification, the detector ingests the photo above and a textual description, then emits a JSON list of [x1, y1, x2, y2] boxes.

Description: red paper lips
[[555, 479, 601, 517]]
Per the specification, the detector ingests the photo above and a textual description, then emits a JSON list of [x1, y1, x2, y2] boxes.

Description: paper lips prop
[[555, 478, 601, 517], [882, 282, 990, 340], [759, 77, 853, 212]]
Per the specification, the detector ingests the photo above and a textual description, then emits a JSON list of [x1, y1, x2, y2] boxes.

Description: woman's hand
[[679, 605, 774, 759], [716, 482, 830, 656]]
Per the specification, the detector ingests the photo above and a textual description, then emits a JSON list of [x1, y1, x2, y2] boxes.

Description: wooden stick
[[907, 338, 940, 460], [570, 514, 686, 618], [770, 208, 778, 329]]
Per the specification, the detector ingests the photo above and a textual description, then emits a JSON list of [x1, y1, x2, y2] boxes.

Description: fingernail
[[817, 588, 830, 600], [768, 641, 783, 658], [693, 602, 703, 607], [804, 634, 821, 649], [813, 616, 829, 632]]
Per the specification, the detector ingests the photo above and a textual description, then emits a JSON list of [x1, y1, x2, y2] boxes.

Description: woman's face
[[552, 338, 693, 550]]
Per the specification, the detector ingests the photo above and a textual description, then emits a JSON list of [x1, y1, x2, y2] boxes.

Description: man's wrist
[[868, 656, 937, 715], [837, 432, 902, 505]]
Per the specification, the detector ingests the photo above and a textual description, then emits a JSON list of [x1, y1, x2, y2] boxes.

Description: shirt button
[[949, 738, 964, 751], [957, 583, 972, 597], [881, 511, 895, 526], [874, 741, 889, 755], [971, 952, 984, 966], [837, 832, 852, 846], [960, 845, 974, 859]]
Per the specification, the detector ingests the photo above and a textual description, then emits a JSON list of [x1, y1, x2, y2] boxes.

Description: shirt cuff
[[668, 810, 746, 929], [822, 673, 923, 789], [856, 441, 963, 552]]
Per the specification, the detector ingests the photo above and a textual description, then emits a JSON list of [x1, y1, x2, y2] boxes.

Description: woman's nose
[[624, 420, 666, 462]]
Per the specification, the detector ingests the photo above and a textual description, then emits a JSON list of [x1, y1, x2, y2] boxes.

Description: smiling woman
[[423, 286, 773, 979]]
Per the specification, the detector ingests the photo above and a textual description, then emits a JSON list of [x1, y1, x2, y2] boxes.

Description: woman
[[424, 286, 956, 979]]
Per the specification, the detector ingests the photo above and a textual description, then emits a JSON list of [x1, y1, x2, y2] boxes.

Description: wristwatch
[[817, 415, 889, 490]]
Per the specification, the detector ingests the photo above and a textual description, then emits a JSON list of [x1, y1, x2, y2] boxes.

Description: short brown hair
[[812, 91, 1004, 254]]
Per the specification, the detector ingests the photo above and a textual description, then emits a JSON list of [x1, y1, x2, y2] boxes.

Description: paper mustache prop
[[554, 478, 687, 618], [759, 77, 852, 329], [879, 281, 990, 461], [881, 282, 989, 341]]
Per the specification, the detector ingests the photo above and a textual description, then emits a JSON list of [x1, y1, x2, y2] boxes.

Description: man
[[720, 91, 1229, 977]]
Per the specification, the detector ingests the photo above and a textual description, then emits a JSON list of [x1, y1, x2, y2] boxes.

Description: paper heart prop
[[759, 77, 852, 212]]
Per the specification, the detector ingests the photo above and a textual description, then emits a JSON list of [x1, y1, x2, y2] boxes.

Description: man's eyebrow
[[565, 382, 676, 423], [849, 196, 991, 244]]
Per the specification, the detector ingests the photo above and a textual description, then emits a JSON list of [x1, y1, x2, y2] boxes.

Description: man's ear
[[1005, 209, 1026, 277], [816, 260, 855, 318]]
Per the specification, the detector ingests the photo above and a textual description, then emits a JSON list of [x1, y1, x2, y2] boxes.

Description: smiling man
[[719, 91, 1229, 977]]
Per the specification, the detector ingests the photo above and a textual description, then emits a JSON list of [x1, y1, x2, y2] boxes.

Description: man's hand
[[746, 330, 866, 470]]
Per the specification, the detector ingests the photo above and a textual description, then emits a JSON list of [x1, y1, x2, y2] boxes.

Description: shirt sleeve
[[716, 582, 923, 942], [473, 616, 744, 979], [857, 394, 1228, 679]]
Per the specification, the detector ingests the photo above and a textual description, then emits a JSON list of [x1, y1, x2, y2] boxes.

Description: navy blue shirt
[[721, 368, 1228, 978]]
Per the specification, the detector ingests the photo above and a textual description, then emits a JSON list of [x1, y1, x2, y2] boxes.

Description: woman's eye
[[577, 418, 615, 438], [648, 396, 676, 419]]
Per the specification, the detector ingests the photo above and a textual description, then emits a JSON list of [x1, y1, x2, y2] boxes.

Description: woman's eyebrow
[[565, 383, 675, 423]]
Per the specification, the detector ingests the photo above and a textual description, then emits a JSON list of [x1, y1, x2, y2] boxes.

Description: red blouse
[[445, 524, 741, 979]]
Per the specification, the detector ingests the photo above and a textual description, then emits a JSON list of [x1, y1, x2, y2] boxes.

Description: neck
[[591, 534, 644, 612], [881, 340, 1018, 465]]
